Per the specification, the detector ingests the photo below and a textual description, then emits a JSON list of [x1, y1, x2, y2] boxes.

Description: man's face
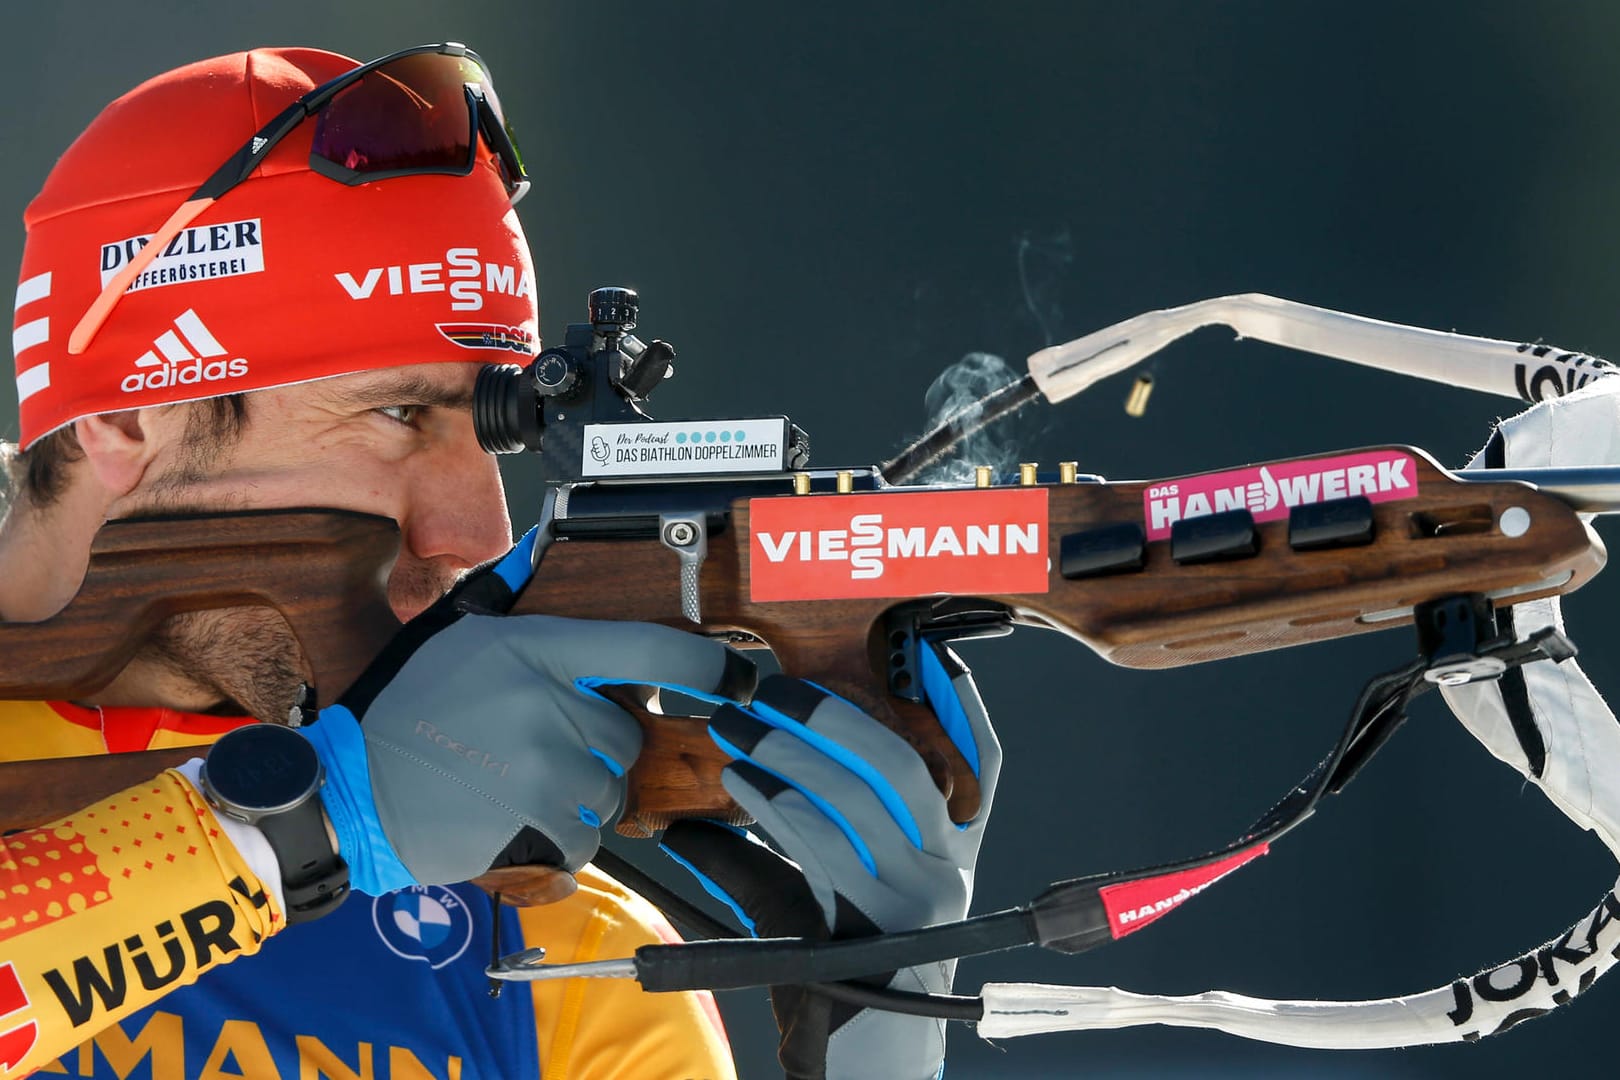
[[121, 361, 513, 718]]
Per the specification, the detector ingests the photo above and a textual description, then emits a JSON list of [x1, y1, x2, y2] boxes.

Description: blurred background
[[7, 2, 1620, 1075]]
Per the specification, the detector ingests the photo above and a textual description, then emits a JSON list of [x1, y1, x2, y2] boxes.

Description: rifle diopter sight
[[472, 286, 810, 482]]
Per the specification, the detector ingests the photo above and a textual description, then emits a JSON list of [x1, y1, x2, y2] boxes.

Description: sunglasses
[[69, 42, 529, 355]]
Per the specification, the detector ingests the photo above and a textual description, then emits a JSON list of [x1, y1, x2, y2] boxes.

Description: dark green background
[[7, 3, 1620, 1076]]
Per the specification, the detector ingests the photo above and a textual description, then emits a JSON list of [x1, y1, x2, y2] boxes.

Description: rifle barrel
[[1458, 466, 1620, 514]]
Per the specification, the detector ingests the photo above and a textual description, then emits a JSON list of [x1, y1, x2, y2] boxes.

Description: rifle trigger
[[659, 512, 708, 624]]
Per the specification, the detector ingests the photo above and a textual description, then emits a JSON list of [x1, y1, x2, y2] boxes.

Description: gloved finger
[[374, 618, 649, 784], [488, 825, 570, 872], [526, 816, 601, 874], [447, 525, 543, 614], [719, 760, 886, 925], [514, 694, 641, 844], [659, 819, 823, 938], [710, 700, 944, 868], [561, 694, 646, 784], [358, 616, 645, 879], [736, 677, 948, 847], [369, 710, 626, 878], [501, 715, 631, 871], [920, 642, 1003, 817], [712, 704, 910, 857], [511, 617, 755, 701]]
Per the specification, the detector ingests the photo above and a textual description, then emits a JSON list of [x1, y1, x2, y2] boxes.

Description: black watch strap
[[200, 724, 351, 925], [257, 795, 350, 924]]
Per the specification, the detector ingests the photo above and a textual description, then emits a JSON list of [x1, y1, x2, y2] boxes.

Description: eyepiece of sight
[[473, 363, 543, 453]]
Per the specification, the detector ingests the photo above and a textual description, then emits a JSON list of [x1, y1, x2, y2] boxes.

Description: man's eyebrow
[[327, 376, 476, 411]]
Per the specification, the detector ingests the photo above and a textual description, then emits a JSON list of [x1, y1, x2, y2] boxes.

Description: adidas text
[[120, 309, 249, 394]]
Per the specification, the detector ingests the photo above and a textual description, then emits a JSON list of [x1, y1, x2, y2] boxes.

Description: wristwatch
[[198, 723, 350, 924]]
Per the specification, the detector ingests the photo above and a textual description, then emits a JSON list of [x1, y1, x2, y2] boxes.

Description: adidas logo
[[119, 309, 249, 394]]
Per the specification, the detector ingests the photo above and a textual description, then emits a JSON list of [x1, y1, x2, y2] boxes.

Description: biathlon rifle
[[2, 289, 1618, 908]]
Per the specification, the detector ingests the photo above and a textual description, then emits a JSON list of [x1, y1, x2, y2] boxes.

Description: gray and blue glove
[[661, 642, 1001, 1080], [300, 528, 754, 892]]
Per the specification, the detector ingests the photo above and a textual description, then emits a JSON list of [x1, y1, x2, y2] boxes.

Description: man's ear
[[73, 410, 158, 497]]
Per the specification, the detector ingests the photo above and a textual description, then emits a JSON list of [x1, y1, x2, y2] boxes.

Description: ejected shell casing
[[1059, 461, 1078, 484], [975, 466, 992, 488], [1125, 374, 1154, 417], [1019, 463, 1038, 486], [792, 472, 811, 495], [836, 470, 854, 493]]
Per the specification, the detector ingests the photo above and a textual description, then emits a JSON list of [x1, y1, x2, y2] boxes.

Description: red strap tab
[[48, 701, 252, 753], [1098, 843, 1270, 939], [0, 962, 37, 1072]]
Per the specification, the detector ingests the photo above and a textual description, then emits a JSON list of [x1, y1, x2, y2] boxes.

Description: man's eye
[[376, 404, 422, 426]]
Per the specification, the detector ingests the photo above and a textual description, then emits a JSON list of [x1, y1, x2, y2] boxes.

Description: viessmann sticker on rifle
[[749, 489, 1049, 602], [1143, 449, 1419, 541]]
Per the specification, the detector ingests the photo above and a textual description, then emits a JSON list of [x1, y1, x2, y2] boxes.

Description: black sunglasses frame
[[197, 42, 528, 203]]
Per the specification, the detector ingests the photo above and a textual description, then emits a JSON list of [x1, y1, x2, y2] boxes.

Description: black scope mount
[[473, 286, 808, 482]]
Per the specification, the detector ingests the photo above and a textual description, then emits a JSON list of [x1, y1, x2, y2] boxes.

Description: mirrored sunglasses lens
[[311, 54, 482, 176]]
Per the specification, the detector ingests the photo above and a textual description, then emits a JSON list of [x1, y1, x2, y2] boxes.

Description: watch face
[[207, 724, 321, 812]]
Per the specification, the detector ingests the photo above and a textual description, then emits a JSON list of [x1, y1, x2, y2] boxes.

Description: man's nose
[[402, 439, 513, 571]]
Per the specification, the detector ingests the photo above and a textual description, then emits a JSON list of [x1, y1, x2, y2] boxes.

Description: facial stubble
[[138, 606, 311, 723]]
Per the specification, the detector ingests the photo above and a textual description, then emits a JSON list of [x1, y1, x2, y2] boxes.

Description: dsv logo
[[435, 322, 535, 354]]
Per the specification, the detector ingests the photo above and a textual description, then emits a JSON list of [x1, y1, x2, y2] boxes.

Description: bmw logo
[[372, 885, 475, 969]]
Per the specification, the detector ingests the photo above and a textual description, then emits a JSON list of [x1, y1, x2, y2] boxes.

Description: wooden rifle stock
[[0, 508, 402, 704], [519, 446, 1605, 834], [0, 447, 1605, 904], [0, 510, 573, 905], [0, 507, 403, 827]]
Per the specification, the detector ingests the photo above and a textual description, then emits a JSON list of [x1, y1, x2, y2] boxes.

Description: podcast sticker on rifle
[[1143, 449, 1420, 541], [582, 418, 790, 477], [748, 489, 1049, 602]]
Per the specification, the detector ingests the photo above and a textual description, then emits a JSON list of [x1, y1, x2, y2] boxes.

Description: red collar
[[48, 700, 253, 753]]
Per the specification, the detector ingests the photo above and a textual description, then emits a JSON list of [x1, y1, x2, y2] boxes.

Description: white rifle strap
[[979, 336, 1620, 1048], [1025, 293, 1617, 404]]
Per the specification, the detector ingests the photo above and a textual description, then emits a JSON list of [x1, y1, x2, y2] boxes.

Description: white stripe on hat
[[153, 329, 195, 364], [14, 272, 51, 310], [17, 362, 49, 402], [174, 308, 227, 357], [12, 317, 48, 357]]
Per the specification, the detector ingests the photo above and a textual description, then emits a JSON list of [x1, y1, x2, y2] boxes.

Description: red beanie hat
[[12, 47, 537, 448]]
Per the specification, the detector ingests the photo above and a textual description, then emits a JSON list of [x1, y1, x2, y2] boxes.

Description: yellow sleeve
[[0, 770, 282, 1078], [521, 866, 737, 1080]]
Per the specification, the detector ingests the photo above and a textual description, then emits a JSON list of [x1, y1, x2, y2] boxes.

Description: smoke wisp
[[890, 228, 1071, 485], [913, 351, 1028, 484], [1017, 228, 1074, 347]]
